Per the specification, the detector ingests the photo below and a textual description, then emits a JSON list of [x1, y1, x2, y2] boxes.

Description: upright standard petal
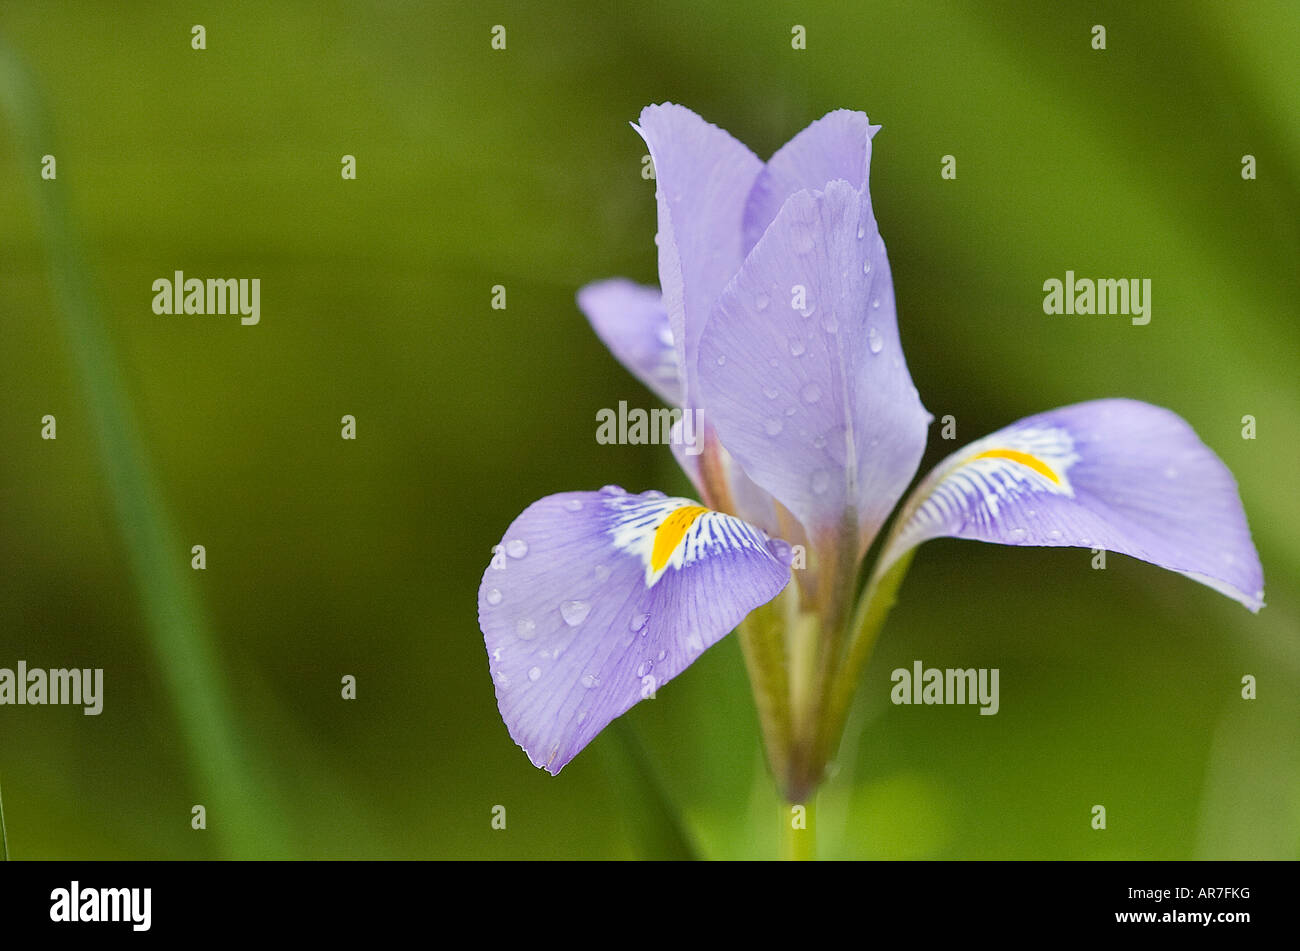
[[634, 104, 763, 407], [478, 488, 791, 773], [878, 399, 1265, 611], [577, 278, 681, 406], [698, 180, 931, 553], [742, 109, 880, 256]]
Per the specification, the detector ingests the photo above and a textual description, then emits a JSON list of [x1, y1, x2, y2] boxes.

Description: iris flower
[[478, 104, 1263, 810]]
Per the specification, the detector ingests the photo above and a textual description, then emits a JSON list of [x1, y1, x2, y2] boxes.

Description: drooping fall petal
[[479, 487, 791, 773], [878, 399, 1265, 611]]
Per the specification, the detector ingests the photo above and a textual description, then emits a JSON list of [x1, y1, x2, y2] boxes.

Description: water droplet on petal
[[763, 385, 779, 400], [813, 434, 827, 449], [528, 666, 542, 682], [871, 298, 881, 310], [1008, 528, 1027, 541], [630, 613, 649, 632], [857, 225, 866, 240], [560, 600, 591, 626], [600, 485, 626, 496], [1164, 466, 1178, 479], [788, 337, 806, 357], [594, 564, 611, 583], [1047, 529, 1063, 540], [764, 418, 784, 436], [755, 293, 770, 311], [636, 661, 654, 677], [495, 672, 510, 689], [563, 498, 583, 512], [716, 354, 727, 366], [516, 618, 536, 640], [505, 539, 528, 558], [801, 382, 822, 404], [867, 326, 884, 354], [811, 470, 831, 494], [642, 489, 665, 499], [581, 674, 600, 689], [486, 588, 503, 605], [657, 650, 667, 661]]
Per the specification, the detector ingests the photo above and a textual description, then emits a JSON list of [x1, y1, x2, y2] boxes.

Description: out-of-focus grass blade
[[0, 40, 283, 857], [0, 773, 10, 860], [598, 720, 698, 860]]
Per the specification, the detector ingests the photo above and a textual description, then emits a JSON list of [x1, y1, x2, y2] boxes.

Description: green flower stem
[[781, 797, 816, 861], [737, 584, 798, 785], [813, 550, 916, 775]]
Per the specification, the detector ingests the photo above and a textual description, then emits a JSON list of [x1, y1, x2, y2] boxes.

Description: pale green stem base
[[782, 797, 816, 861]]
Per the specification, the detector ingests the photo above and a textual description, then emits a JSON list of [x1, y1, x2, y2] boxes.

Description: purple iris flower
[[477, 104, 1264, 802]]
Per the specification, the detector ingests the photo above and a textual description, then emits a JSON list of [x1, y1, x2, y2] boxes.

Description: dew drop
[[862, 259, 872, 274], [630, 613, 650, 633], [763, 385, 779, 400], [716, 354, 727, 366], [593, 564, 611, 583], [1047, 529, 1063, 540], [581, 674, 600, 689], [867, 326, 884, 354], [857, 225, 866, 240], [784, 405, 797, 417], [1163, 466, 1179, 479], [813, 434, 827, 449], [642, 489, 666, 499], [563, 498, 583, 512], [516, 618, 537, 640], [560, 600, 591, 626], [871, 298, 881, 310], [486, 588, 503, 605], [505, 539, 529, 558], [755, 293, 770, 311], [1008, 528, 1027, 541], [788, 337, 806, 357], [657, 650, 667, 661], [636, 661, 654, 677], [764, 418, 784, 436], [528, 666, 542, 682], [801, 382, 822, 404], [495, 672, 510, 689], [599, 485, 626, 496], [811, 470, 831, 494]]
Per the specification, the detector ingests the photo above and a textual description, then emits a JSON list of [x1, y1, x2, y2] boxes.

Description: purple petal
[[478, 488, 791, 773], [634, 104, 763, 407], [698, 180, 931, 551], [743, 109, 880, 256], [880, 399, 1265, 612], [577, 278, 681, 406]]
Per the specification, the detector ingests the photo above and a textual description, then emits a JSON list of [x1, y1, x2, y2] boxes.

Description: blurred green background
[[1, 0, 1296, 859]]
